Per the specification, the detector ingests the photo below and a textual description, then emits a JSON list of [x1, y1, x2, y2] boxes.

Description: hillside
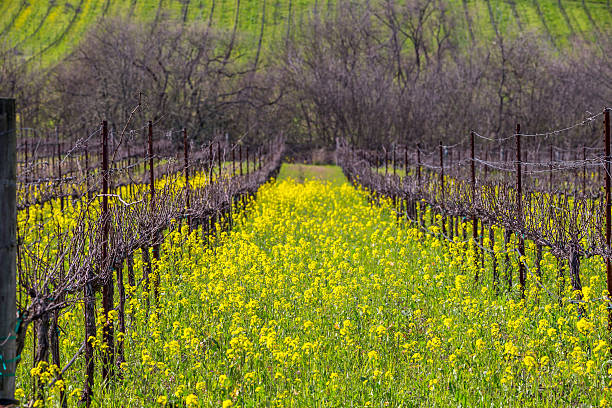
[[1, 0, 611, 65]]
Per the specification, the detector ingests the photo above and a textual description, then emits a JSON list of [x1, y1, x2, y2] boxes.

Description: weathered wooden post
[[604, 108, 612, 330], [471, 131, 479, 280], [217, 141, 222, 177], [148, 121, 160, 299], [549, 145, 553, 190], [385, 148, 388, 175], [239, 145, 243, 176], [183, 128, 190, 229], [0, 98, 17, 405], [516, 124, 526, 297], [417, 145, 422, 226], [101, 120, 114, 382], [583, 146, 586, 193], [246, 147, 250, 175], [232, 146, 236, 176], [439, 141, 445, 236]]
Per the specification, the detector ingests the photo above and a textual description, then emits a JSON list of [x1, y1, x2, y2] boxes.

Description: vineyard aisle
[[23, 163, 603, 406], [15, 163, 610, 405]]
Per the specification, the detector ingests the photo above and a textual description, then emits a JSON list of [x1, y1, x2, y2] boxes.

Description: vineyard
[[0, 101, 286, 406], [1, 0, 611, 406], [2, 98, 612, 405], [1, 0, 612, 64]]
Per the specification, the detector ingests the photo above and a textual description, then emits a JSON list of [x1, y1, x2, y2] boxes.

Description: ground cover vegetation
[[15, 168, 612, 406]]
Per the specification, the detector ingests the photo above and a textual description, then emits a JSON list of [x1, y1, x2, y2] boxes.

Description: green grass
[[1, 0, 322, 65], [2, 0, 610, 66], [277, 163, 347, 186]]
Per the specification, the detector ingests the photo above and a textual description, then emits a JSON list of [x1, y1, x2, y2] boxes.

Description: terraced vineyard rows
[[2, 0, 611, 64]]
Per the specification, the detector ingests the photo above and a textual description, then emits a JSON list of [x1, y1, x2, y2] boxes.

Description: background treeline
[[1, 0, 610, 153]]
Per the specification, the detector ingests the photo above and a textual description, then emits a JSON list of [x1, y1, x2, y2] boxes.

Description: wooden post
[[0, 98, 17, 404], [232, 147, 236, 176], [57, 131, 64, 211], [24, 137, 28, 186], [148, 121, 155, 208], [484, 149, 489, 181], [148, 121, 160, 298], [85, 139, 90, 200], [604, 108, 612, 330], [239, 145, 243, 176], [101, 120, 114, 382], [83, 134, 96, 406], [439, 142, 445, 236], [385, 148, 388, 175], [549, 145, 553, 190], [417, 145, 421, 187], [471, 131, 479, 280], [583, 146, 586, 193], [417, 145, 422, 225], [516, 124, 526, 297], [217, 141, 222, 177], [209, 142, 214, 182], [490, 225, 497, 288], [183, 128, 190, 229]]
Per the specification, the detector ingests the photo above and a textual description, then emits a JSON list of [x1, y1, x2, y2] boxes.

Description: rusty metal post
[[101, 120, 114, 382], [516, 124, 526, 297], [604, 108, 612, 330], [183, 128, 190, 229]]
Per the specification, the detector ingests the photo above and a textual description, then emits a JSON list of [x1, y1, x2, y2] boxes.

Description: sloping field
[[1, 0, 610, 65], [0, 0, 322, 65]]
